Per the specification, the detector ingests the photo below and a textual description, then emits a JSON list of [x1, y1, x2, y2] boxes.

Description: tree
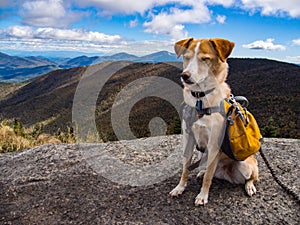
[[169, 116, 182, 134]]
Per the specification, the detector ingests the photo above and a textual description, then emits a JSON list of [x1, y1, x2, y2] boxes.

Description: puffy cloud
[[74, 0, 154, 14], [143, 0, 236, 39], [4, 26, 33, 38], [241, 0, 300, 18], [1, 26, 123, 44], [21, 0, 83, 28], [216, 15, 226, 24], [292, 39, 300, 46], [242, 38, 286, 51], [206, 0, 235, 7], [144, 4, 211, 39]]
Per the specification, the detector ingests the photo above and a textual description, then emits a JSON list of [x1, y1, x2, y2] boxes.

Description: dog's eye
[[201, 57, 210, 61], [183, 55, 191, 61]]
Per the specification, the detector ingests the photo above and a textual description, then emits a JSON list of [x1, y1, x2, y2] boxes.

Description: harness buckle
[[206, 108, 211, 115]]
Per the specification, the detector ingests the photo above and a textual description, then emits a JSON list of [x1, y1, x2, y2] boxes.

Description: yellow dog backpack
[[220, 96, 262, 161]]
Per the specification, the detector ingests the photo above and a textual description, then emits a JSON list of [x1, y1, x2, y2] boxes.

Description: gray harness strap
[[181, 100, 228, 161], [181, 103, 198, 158], [181, 103, 198, 134]]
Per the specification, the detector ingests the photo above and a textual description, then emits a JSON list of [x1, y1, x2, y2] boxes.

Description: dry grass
[[0, 124, 32, 152], [0, 120, 76, 153]]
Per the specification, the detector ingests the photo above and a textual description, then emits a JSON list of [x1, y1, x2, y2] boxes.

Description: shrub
[[0, 120, 62, 153], [262, 117, 278, 138]]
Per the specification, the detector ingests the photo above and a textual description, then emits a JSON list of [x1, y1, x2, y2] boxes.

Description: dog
[[169, 37, 259, 206]]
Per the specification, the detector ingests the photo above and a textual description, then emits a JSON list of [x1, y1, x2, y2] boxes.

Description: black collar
[[191, 87, 215, 99]]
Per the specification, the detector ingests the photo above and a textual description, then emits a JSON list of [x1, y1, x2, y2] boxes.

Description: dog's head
[[175, 38, 234, 86]]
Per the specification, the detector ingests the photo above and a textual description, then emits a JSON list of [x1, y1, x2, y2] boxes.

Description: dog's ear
[[210, 38, 235, 62], [174, 37, 194, 58]]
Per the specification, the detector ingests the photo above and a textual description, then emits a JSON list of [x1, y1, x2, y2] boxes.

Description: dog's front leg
[[169, 121, 195, 197], [195, 144, 221, 206], [169, 155, 192, 196]]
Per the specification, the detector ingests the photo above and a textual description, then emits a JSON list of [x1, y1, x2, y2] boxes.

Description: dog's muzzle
[[181, 72, 194, 84]]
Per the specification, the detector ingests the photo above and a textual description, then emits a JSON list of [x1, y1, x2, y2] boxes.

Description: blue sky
[[0, 0, 299, 63]]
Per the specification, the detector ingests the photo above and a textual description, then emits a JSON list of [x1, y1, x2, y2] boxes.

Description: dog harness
[[191, 88, 221, 118]]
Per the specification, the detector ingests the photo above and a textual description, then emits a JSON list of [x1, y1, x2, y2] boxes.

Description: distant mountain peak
[[0, 50, 181, 82], [135, 51, 178, 62], [110, 52, 137, 57], [0, 52, 10, 57]]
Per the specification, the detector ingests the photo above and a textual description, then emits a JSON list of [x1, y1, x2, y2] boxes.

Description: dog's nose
[[181, 72, 190, 81]]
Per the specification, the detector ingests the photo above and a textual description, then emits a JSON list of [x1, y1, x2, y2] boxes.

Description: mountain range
[[0, 51, 180, 82], [0, 58, 299, 139]]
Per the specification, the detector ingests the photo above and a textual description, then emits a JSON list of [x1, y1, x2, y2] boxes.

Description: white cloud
[[292, 39, 300, 46], [74, 0, 154, 14], [206, 0, 235, 7], [21, 0, 83, 28], [242, 38, 286, 51], [241, 0, 300, 18], [1, 26, 123, 44], [216, 15, 226, 23], [143, 0, 236, 39], [5, 26, 33, 38], [144, 4, 211, 39]]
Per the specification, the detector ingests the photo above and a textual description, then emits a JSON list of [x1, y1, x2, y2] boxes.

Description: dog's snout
[[181, 72, 190, 81], [181, 71, 194, 84]]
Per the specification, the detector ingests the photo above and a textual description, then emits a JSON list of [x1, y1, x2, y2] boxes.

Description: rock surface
[[0, 136, 299, 224]]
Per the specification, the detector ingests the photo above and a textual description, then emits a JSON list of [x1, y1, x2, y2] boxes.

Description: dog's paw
[[245, 181, 257, 196], [169, 184, 186, 197], [194, 191, 208, 206]]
